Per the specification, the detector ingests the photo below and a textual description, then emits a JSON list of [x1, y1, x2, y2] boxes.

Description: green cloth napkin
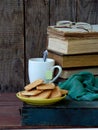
[[58, 71, 98, 101]]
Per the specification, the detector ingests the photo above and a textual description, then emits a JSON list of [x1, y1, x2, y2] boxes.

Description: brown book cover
[[60, 67, 98, 79], [48, 51, 98, 68]]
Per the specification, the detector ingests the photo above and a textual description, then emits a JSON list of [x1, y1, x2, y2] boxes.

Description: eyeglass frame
[[55, 20, 92, 32]]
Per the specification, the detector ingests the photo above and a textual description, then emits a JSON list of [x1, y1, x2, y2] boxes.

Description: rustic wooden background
[[0, 0, 98, 92]]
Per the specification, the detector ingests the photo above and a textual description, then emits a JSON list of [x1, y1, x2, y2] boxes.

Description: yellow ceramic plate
[[16, 92, 66, 106]]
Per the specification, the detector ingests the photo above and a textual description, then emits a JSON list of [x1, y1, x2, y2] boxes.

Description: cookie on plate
[[36, 83, 55, 90], [49, 86, 62, 98], [24, 79, 44, 91], [21, 89, 43, 96], [29, 90, 52, 99]]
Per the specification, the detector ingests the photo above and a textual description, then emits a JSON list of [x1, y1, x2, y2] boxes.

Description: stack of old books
[[47, 21, 98, 79]]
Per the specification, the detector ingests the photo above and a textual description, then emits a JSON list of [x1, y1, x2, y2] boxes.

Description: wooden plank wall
[[0, 0, 98, 92], [0, 0, 24, 92]]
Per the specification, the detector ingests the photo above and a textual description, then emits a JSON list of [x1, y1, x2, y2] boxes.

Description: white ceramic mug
[[28, 58, 62, 83]]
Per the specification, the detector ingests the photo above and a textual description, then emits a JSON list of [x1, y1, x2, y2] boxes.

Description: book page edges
[[47, 37, 68, 54], [48, 37, 98, 54]]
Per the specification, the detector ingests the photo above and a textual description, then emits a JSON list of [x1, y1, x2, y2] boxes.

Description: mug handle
[[49, 65, 62, 83]]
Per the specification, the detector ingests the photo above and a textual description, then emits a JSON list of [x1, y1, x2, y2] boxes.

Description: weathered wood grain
[[0, 93, 22, 128], [76, 0, 98, 24], [25, 0, 49, 83], [49, 0, 76, 25], [0, 0, 24, 92], [25, 0, 49, 58]]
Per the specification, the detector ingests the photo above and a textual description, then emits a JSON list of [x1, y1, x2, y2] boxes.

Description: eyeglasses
[[55, 20, 92, 32]]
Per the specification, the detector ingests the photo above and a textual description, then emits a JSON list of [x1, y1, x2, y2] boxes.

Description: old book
[[48, 51, 98, 68], [47, 25, 98, 55], [47, 25, 98, 37], [60, 67, 98, 79], [47, 36, 98, 54]]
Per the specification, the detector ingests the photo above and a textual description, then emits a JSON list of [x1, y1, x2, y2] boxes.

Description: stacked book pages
[[47, 23, 98, 79]]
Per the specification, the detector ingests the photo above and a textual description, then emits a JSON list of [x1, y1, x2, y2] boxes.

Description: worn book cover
[[48, 51, 98, 68], [60, 67, 98, 79], [47, 25, 98, 55], [47, 36, 98, 54], [47, 25, 98, 37]]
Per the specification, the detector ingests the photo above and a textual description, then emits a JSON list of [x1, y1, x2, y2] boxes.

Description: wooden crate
[[21, 99, 98, 127]]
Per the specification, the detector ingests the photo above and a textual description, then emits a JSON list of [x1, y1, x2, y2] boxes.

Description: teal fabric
[[58, 71, 98, 101]]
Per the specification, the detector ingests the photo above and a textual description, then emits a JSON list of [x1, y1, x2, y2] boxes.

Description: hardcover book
[[48, 51, 98, 68], [60, 67, 98, 79], [47, 25, 98, 55]]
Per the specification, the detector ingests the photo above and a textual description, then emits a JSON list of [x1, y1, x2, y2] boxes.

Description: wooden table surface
[[0, 93, 23, 129], [1, 93, 98, 129], [0, 93, 71, 129]]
